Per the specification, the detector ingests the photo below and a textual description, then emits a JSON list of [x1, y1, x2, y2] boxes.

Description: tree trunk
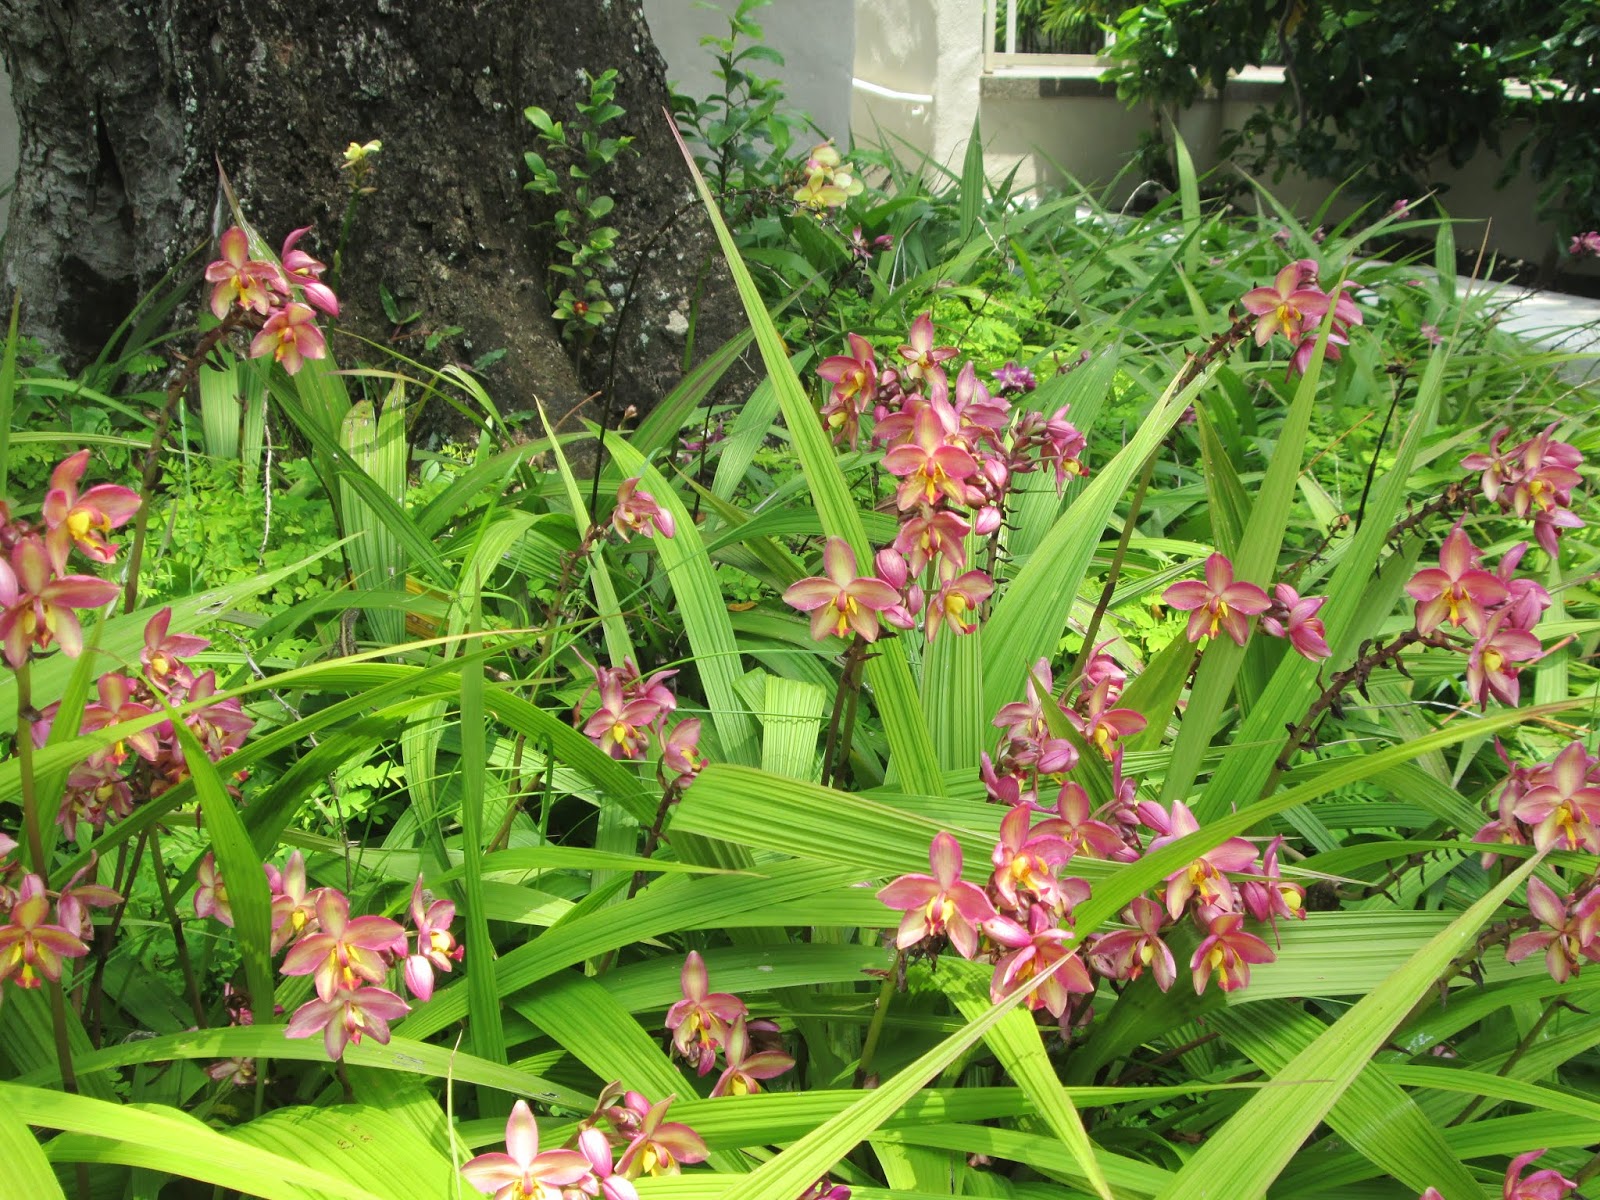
[[0, 0, 743, 430]]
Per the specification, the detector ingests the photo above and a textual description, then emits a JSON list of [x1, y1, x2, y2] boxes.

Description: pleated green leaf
[[0, 1107, 66, 1200]]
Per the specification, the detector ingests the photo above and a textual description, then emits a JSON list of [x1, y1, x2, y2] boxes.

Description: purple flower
[[1164, 553, 1271, 646]]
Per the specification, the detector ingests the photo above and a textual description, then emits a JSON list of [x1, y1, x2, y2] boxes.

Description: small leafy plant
[[524, 69, 637, 342]]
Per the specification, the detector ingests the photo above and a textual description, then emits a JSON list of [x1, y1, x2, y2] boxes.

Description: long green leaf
[[666, 120, 942, 796], [1154, 852, 1542, 1200]]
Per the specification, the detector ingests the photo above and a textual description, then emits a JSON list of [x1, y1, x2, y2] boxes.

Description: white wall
[[643, 0, 854, 145]]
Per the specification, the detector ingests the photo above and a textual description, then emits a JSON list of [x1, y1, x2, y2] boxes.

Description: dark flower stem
[[820, 635, 870, 789], [146, 830, 207, 1027], [122, 309, 246, 614]]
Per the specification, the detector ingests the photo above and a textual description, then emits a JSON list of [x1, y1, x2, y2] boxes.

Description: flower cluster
[[575, 656, 705, 786], [1241, 259, 1364, 375], [1421, 1148, 1576, 1200], [0, 841, 118, 998], [1405, 526, 1554, 709], [1568, 231, 1600, 259], [880, 659, 1299, 1023], [1462, 424, 1585, 558], [462, 1085, 711, 1199], [1163, 552, 1330, 660], [42, 607, 251, 839], [195, 855, 460, 1061], [664, 951, 793, 1096], [205, 224, 339, 375], [792, 142, 864, 210], [795, 315, 1091, 645]]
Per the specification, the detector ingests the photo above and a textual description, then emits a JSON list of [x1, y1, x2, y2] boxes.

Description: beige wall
[[644, 0, 854, 145]]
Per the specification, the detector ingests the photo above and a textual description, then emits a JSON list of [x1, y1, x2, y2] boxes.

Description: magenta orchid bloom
[[1465, 614, 1543, 709], [0, 875, 88, 988], [816, 333, 877, 447], [1462, 426, 1517, 505], [403, 875, 461, 1002], [986, 905, 1094, 1018], [661, 718, 707, 782], [39, 450, 141, 573], [249, 302, 327, 375], [882, 403, 979, 511], [193, 852, 233, 926], [1405, 526, 1507, 636], [1038, 406, 1089, 491], [1089, 896, 1176, 992], [578, 1127, 640, 1200], [1237, 836, 1306, 939], [1502, 1149, 1578, 1200], [615, 1094, 710, 1178], [279, 226, 340, 317], [783, 538, 901, 643], [896, 313, 958, 383], [205, 225, 285, 319], [1511, 742, 1600, 854], [55, 858, 121, 942], [269, 850, 321, 952], [0, 537, 119, 668], [1190, 908, 1275, 994], [611, 477, 676, 541], [925, 569, 994, 641], [1151, 800, 1258, 919], [665, 950, 747, 1074], [1241, 261, 1331, 346], [285, 984, 409, 1061], [709, 1014, 795, 1097], [81, 673, 160, 763], [281, 889, 405, 1000], [990, 804, 1079, 916], [460, 1099, 593, 1200], [1069, 678, 1148, 760], [893, 508, 970, 578], [1259, 583, 1331, 660], [141, 606, 209, 685], [1505, 879, 1600, 984], [877, 831, 996, 959], [1163, 553, 1270, 646], [582, 672, 661, 760], [1041, 780, 1128, 860]]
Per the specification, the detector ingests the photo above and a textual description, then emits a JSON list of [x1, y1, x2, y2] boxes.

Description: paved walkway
[[1463, 276, 1600, 383]]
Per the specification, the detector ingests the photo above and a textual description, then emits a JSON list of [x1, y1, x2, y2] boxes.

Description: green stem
[[855, 952, 903, 1087], [819, 636, 868, 789]]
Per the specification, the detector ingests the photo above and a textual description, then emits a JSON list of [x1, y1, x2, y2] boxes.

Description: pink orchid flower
[[1039, 780, 1128, 860], [1505, 879, 1600, 984], [1241, 261, 1330, 346], [989, 805, 1078, 917], [925, 569, 994, 641], [281, 889, 405, 1000], [614, 1094, 710, 1178], [877, 831, 996, 959], [141, 606, 209, 686], [1502, 1149, 1577, 1200], [461, 1100, 593, 1200], [55, 857, 121, 942], [1068, 678, 1147, 760], [893, 508, 970, 578], [896, 313, 958, 383], [205, 225, 285, 319], [0, 536, 120, 667], [578, 1127, 640, 1200], [39, 450, 141, 573], [986, 905, 1094, 1018], [193, 852, 233, 926], [1190, 908, 1275, 994], [661, 718, 706, 782], [882, 403, 978, 511], [1465, 614, 1543, 709], [582, 673, 661, 760], [249, 302, 327, 375], [1151, 800, 1258, 919], [816, 333, 877, 447], [1089, 897, 1176, 992], [612, 478, 676, 541], [783, 538, 900, 643], [1259, 583, 1331, 661], [1237, 836, 1307, 941], [1163, 553, 1270, 646], [664, 950, 747, 1075], [1512, 742, 1600, 854], [285, 984, 410, 1061], [709, 1014, 795, 1097], [403, 875, 461, 1002], [0, 875, 88, 988], [1405, 526, 1507, 636], [269, 850, 321, 952], [279, 226, 340, 317]]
